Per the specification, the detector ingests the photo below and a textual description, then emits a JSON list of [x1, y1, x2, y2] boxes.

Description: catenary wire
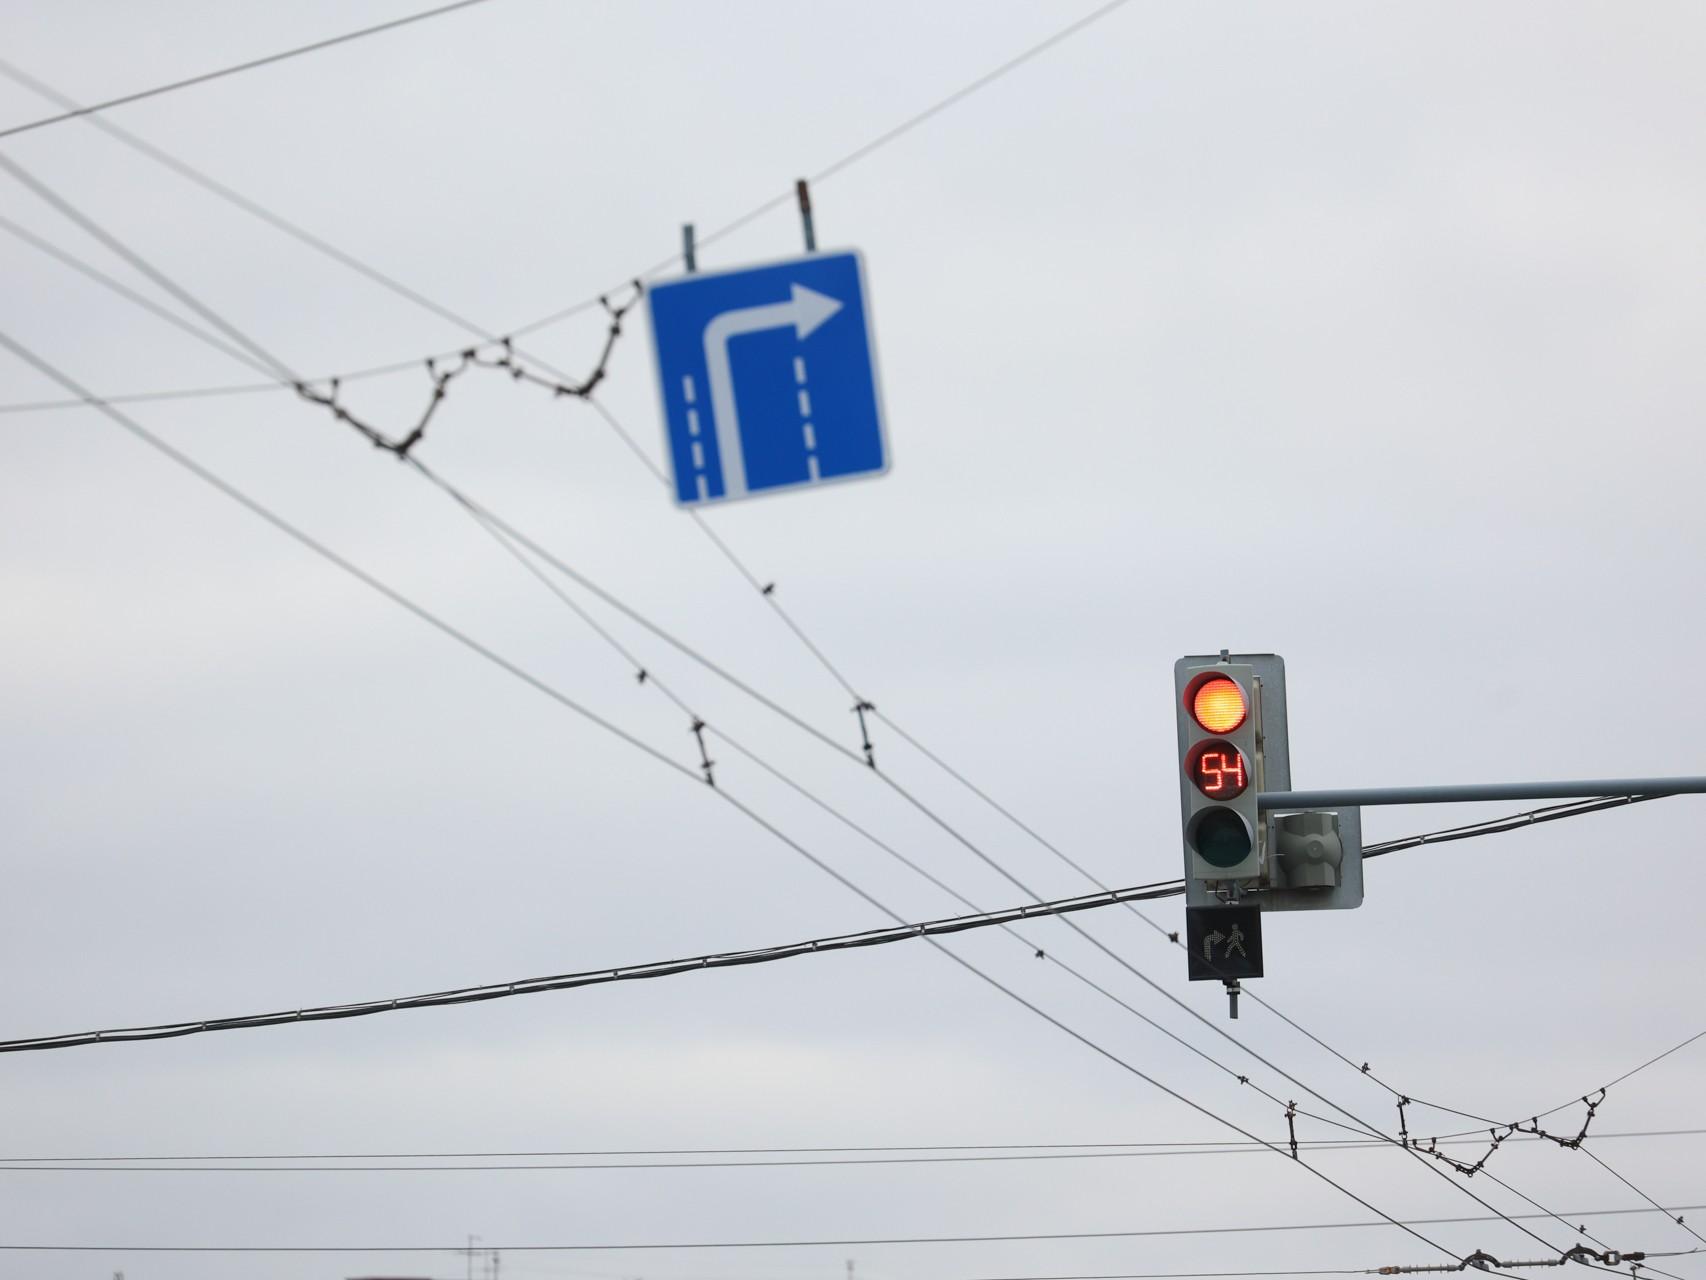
[[0, 200, 1658, 901], [1578, 1147, 1706, 1249], [419, 409, 1672, 1159], [0, 55, 1679, 1215], [2, 51, 1664, 1269], [0, 1203, 1699, 1254], [404, 409, 1627, 1271], [570, 432, 1697, 1280], [4, 34, 1684, 1280], [824, 1272, 1369, 1280], [0, 151, 1316, 1113], [562, 404, 1668, 1201], [3, 1128, 1703, 1172], [506, 0, 1138, 339], [5, 1129, 1701, 1166], [874, 695, 1672, 1119], [0, 55, 515, 342], [0, 213, 279, 376], [4, 196, 1644, 1270], [0, 0, 498, 142], [1398, 1026, 1706, 1144], [445, 444, 1676, 1271], [0, 336, 1493, 1272], [0, 150, 298, 381], [0, 152, 639, 457], [2, 191, 1639, 1258], [1600, 1028, 1706, 1096], [0, 0, 1135, 411], [853, 657, 1697, 1209], [410, 468, 1319, 1123], [592, 240, 1686, 1162], [0, 173, 1347, 1162], [428, 468, 1341, 1123], [0, 20, 1681, 1142], [0, 865, 1183, 1053]]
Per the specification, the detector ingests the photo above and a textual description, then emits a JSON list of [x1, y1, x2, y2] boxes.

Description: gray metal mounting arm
[[1258, 776, 1706, 810]]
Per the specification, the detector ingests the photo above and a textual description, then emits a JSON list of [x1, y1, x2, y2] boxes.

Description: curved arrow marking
[[701, 283, 843, 498]]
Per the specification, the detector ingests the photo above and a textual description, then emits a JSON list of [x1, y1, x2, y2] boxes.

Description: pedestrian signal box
[[1185, 905, 1263, 981]]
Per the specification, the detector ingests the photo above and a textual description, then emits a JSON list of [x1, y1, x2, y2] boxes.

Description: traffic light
[[1172, 652, 1365, 916], [1175, 658, 1266, 888]]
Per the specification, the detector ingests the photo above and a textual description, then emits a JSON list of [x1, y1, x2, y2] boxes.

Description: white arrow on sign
[[701, 283, 844, 499]]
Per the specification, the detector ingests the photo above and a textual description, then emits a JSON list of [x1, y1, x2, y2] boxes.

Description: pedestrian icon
[[1202, 923, 1247, 963], [648, 251, 889, 506], [1186, 906, 1263, 981]]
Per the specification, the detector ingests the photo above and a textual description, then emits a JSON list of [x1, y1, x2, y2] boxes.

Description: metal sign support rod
[[1258, 775, 1706, 810], [796, 178, 817, 252]]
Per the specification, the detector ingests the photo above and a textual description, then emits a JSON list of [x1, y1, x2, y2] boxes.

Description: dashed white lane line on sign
[[681, 374, 709, 502], [794, 356, 820, 482]]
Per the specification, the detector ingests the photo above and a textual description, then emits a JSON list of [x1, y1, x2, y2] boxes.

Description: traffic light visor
[[1190, 677, 1247, 733]]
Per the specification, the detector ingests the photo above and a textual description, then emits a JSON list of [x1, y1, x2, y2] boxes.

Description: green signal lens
[[1192, 808, 1252, 869]]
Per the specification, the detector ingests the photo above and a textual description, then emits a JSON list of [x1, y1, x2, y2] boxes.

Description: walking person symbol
[[1202, 923, 1248, 962]]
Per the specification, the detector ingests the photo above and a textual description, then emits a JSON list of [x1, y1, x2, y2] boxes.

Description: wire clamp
[[852, 700, 877, 767], [690, 719, 715, 786]]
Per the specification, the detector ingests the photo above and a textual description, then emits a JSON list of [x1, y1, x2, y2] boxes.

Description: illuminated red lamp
[[1189, 676, 1248, 734]]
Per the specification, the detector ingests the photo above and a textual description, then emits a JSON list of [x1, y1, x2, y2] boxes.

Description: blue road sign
[[648, 250, 888, 506]]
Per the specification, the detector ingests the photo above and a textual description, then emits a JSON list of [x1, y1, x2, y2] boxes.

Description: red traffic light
[[1190, 676, 1247, 734]]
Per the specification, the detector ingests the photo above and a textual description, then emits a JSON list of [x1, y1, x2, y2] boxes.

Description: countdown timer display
[[1188, 741, 1249, 799]]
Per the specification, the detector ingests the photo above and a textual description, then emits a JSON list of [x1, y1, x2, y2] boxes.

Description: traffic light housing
[[1175, 658, 1268, 888], [1173, 652, 1364, 913]]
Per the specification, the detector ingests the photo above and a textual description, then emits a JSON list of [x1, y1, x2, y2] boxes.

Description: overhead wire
[[673, 509, 1690, 1261], [1577, 1147, 1706, 1249], [0, 54, 515, 341], [0, 328, 1497, 1273], [2, 11, 1680, 1264], [0, 153, 1645, 1277], [0, 162, 1494, 1262], [0, 0, 1136, 412], [9, 248, 1638, 1280], [0, 60, 1683, 1184], [1, 1127, 1702, 1172], [0, 867, 1185, 1054], [0, 139, 1311, 1116], [0, 212, 278, 376], [1372, 1027, 1706, 1145], [4, 1128, 1702, 1167], [0, 1203, 1700, 1254], [416, 430, 1643, 1271], [534, 401, 1674, 1267], [0, 150, 298, 381], [427, 464, 1352, 1123], [0, 167, 1382, 1227], [0, 0, 499, 142]]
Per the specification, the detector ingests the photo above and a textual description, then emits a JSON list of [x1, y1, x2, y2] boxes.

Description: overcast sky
[[1, 3, 1703, 1279]]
